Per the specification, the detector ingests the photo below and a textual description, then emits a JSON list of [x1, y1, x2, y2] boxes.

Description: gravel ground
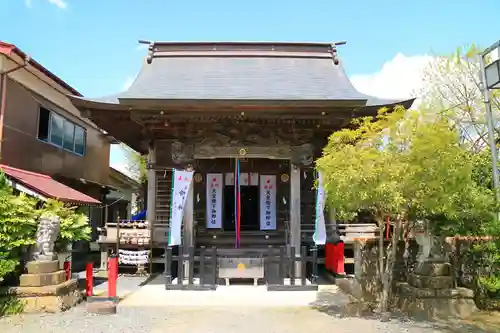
[[0, 304, 485, 333], [0, 280, 492, 333]]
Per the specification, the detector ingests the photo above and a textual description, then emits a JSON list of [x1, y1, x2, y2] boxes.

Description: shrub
[[0, 173, 39, 282], [36, 199, 91, 252]]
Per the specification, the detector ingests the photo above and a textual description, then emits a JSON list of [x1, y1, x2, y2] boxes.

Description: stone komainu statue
[[33, 215, 61, 261]]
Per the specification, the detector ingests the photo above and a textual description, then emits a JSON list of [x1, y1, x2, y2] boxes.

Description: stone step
[[26, 260, 60, 274], [413, 261, 451, 277], [395, 282, 477, 319], [6, 279, 81, 313], [20, 270, 66, 287], [408, 273, 453, 289], [8, 278, 78, 297]]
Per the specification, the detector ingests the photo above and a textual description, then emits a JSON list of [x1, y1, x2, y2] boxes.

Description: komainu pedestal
[[4, 214, 81, 312], [396, 259, 478, 319], [6, 260, 81, 313]]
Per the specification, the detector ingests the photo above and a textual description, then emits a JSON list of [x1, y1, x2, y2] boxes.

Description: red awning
[[0, 164, 101, 205]]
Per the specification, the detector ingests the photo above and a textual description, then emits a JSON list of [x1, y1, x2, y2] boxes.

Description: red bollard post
[[108, 256, 118, 298], [64, 261, 71, 281], [333, 242, 345, 275], [325, 243, 332, 271], [86, 262, 93, 297]]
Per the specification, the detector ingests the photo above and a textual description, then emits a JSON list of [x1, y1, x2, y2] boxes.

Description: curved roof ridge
[[147, 40, 337, 46]]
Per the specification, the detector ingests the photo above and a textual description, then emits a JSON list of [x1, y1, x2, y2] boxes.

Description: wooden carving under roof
[[153, 120, 316, 145], [154, 121, 317, 166]]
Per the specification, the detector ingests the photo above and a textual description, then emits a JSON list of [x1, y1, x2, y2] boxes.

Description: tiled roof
[[0, 164, 101, 205], [69, 41, 414, 108], [119, 56, 368, 101]]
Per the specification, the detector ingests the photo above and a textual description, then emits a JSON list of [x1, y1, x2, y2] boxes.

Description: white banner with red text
[[259, 175, 277, 230], [206, 173, 223, 229], [168, 169, 194, 246]]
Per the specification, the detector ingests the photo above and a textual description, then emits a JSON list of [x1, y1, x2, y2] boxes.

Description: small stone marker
[[86, 297, 118, 315]]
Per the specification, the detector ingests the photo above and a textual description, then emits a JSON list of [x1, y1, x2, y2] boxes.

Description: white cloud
[[350, 53, 434, 105], [25, 0, 67, 9], [48, 0, 67, 9]]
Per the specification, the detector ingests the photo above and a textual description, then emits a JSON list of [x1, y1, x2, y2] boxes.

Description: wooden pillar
[[290, 163, 301, 277], [183, 165, 195, 276], [146, 145, 156, 230]]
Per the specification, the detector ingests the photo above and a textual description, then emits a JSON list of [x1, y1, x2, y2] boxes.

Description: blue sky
[[2, 0, 500, 173]]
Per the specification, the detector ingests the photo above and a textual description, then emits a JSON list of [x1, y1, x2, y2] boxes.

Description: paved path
[[75, 271, 149, 299], [92, 275, 148, 298]]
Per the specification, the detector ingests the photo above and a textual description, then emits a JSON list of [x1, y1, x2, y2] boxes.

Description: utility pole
[[479, 55, 500, 204]]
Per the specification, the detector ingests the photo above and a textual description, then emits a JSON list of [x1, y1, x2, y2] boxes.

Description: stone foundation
[[20, 270, 66, 287], [395, 282, 477, 319], [350, 239, 479, 319], [396, 261, 477, 319], [4, 260, 82, 313]]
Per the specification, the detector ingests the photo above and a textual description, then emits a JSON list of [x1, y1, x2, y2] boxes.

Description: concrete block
[[3, 280, 82, 313], [7, 279, 79, 297], [409, 273, 453, 289], [26, 260, 59, 274], [414, 261, 451, 277], [20, 270, 66, 287], [86, 297, 117, 315]]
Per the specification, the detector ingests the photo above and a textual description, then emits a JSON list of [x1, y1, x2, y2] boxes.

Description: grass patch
[[0, 296, 24, 317]]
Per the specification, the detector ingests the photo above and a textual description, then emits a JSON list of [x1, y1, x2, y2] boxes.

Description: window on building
[[37, 107, 50, 141], [50, 113, 64, 146], [74, 126, 86, 155], [63, 120, 75, 151], [37, 106, 86, 156]]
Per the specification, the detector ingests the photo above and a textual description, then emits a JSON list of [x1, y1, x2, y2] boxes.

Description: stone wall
[[351, 239, 418, 302]]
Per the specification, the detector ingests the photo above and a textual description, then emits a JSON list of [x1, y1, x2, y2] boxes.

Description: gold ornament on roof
[[239, 148, 247, 156]]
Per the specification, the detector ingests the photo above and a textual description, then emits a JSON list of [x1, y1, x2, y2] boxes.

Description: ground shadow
[[310, 284, 499, 333]]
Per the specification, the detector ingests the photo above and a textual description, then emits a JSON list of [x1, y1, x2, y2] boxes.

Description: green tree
[[316, 106, 494, 313], [121, 143, 147, 183], [36, 199, 91, 252], [419, 44, 500, 151]]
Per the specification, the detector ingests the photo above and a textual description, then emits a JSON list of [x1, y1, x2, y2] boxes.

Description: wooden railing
[[300, 223, 379, 243]]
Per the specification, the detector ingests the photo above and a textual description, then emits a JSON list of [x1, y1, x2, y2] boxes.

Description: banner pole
[[237, 158, 241, 248], [234, 158, 238, 248], [168, 168, 174, 246]]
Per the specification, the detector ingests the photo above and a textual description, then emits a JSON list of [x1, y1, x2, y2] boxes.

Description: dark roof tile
[[120, 57, 367, 101]]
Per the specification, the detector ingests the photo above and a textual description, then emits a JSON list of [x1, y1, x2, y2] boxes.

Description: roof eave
[[68, 95, 123, 110], [6, 175, 101, 206], [69, 95, 370, 110], [110, 167, 141, 188], [358, 98, 416, 116], [120, 97, 369, 108]]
